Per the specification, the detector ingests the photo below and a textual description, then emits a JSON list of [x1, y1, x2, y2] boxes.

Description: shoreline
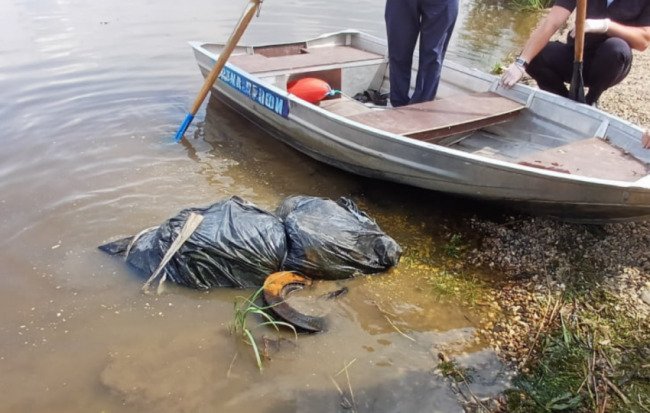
[[483, 8, 650, 337], [452, 17, 650, 411]]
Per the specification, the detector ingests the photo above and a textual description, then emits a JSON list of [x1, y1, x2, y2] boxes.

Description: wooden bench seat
[[516, 137, 649, 181], [345, 92, 524, 142], [229, 46, 385, 74]]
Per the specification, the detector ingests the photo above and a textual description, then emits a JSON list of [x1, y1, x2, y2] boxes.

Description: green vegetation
[[505, 274, 650, 413], [389, 232, 486, 307], [437, 356, 476, 384], [424, 233, 486, 307], [427, 269, 485, 307], [509, 0, 554, 11], [230, 286, 298, 372], [370, 215, 649, 412], [444, 233, 468, 258], [491, 53, 516, 76], [428, 223, 649, 412], [491, 62, 506, 75]]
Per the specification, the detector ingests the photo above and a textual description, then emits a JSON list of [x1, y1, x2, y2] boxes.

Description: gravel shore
[[464, 23, 650, 378], [599, 48, 650, 126]]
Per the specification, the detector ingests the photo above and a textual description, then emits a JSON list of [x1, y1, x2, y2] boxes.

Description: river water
[[0, 0, 539, 411]]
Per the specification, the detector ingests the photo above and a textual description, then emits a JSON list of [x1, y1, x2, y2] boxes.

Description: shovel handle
[[574, 0, 587, 62]]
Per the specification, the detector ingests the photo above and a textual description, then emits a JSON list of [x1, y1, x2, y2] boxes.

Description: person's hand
[[642, 129, 650, 149], [570, 18, 611, 37], [500, 63, 525, 89]]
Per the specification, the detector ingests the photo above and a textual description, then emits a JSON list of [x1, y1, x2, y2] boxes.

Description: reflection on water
[[455, 0, 547, 67], [0, 0, 541, 411]]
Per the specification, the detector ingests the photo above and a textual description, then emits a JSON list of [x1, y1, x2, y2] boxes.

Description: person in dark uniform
[[385, 0, 459, 107], [500, 0, 650, 106]]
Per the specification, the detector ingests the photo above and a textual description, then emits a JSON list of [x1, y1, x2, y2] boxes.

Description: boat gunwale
[[190, 39, 650, 191]]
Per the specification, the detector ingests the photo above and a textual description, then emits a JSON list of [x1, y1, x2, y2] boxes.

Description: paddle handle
[[574, 0, 587, 62], [188, 0, 262, 115], [174, 0, 262, 141]]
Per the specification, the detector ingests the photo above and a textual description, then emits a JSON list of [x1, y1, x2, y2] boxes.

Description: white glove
[[570, 18, 611, 37], [500, 63, 525, 89]]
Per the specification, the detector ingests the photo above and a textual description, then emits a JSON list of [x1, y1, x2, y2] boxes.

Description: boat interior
[[223, 36, 649, 182]]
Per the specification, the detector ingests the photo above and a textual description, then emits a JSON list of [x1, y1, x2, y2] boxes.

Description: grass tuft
[[508, 0, 554, 11], [504, 272, 650, 413], [444, 233, 467, 259], [230, 286, 298, 372], [427, 269, 485, 307]]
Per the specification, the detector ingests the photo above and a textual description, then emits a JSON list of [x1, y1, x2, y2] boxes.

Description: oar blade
[[174, 113, 195, 142]]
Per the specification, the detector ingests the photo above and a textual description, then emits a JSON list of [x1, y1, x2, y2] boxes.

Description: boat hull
[[190, 32, 650, 222]]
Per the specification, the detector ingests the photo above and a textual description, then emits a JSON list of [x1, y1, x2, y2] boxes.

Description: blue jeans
[[385, 0, 459, 107]]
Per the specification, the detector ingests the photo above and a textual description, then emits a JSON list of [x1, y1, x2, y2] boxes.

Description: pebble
[[641, 288, 650, 306]]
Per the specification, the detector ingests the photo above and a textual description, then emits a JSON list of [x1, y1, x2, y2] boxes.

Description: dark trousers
[[527, 37, 632, 105], [385, 0, 459, 107]]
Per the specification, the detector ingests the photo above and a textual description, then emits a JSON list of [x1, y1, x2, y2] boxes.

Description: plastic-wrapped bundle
[[276, 196, 402, 280], [99, 196, 287, 289]]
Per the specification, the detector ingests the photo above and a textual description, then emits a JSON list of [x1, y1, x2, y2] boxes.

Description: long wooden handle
[[189, 0, 262, 115], [174, 0, 262, 141], [574, 0, 587, 62]]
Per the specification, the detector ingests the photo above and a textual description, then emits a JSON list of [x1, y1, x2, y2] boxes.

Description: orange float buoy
[[287, 77, 332, 103]]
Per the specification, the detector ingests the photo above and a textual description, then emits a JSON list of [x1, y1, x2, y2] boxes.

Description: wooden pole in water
[[174, 0, 264, 141]]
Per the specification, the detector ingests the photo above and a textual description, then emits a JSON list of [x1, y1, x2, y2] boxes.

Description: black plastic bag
[[99, 196, 287, 289], [351, 89, 389, 106], [276, 196, 402, 280]]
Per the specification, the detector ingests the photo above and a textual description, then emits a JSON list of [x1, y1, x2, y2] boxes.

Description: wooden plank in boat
[[229, 46, 385, 74], [346, 92, 524, 142], [516, 137, 649, 181]]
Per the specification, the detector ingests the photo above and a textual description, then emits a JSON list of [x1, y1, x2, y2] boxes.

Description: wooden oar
[[568, 0, 587, 103], [174, 0, 263, 142]]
